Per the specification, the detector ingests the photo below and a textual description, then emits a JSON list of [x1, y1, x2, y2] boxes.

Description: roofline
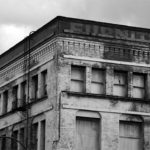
[[0, 16, 59, 60], [57, 16, 150, 32], [1, 16, 150, 61]]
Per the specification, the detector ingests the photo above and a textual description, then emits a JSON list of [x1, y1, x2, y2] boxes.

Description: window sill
[[0, 95, 48, 118], [63, 91, 150, 103]]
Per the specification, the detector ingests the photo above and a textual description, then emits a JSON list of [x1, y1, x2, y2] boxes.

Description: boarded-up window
[[113, 71, 127, 97], [71, 66, 85, 92], [76, 117, 100, 150], [119, 121, 142, 150], [133, 74, 145, 98], [91, 69, 105, 94]]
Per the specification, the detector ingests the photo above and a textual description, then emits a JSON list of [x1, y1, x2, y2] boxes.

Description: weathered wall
[[56, 37, 150, 150]]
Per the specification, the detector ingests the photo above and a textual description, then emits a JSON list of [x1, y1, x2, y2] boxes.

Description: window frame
[[91, 68, 105, 94], [71, 65, 85, 93], [113, 70, 128, 97], [31, 75, 38, 101], [41, 70, 47, 97], [12, 85, 18, 109], [119, 121, 143, 150], [2, 90, 8, 114], [132, 73, 146, 99]]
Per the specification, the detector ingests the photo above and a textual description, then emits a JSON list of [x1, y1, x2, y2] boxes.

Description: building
[[0, 16, 150, 150]]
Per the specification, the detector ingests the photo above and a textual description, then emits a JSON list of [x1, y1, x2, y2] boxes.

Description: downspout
[[52, 19, 61, 149]]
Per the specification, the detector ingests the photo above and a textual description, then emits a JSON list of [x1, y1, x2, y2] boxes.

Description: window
[[91, 68, 105, 94], [71, 66, 85, 92], [0, 94, 2, 114], [12, 85, 18, 109], [20, 81, 26, 106], [76, 117, 100, 150], [0, 134, 6, 150], [31, 123, 38, 150], [41, 70, 47, 96], [119, 121, 142, 150], [11, 130, 18, 150], [32, 75, 38, 100], [20, 128, 25, 150], [40, 120, 46, 150], [113, 71, 127, 97], [2, 90, 8, 114], [133, 73, 145, 98]]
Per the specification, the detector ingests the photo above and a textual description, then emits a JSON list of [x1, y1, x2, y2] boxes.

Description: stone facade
[[0, 16, 150, 150]]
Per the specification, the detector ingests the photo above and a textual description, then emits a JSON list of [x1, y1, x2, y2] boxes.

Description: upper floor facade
[[0, 16, 150, 120]]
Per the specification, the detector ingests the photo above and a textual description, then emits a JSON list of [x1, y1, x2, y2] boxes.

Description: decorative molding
[[57, 37, 150, 65], [0, 38, 57, 86], [62, 104, 150, 116], [63, 55, 150, 68], [104, 45, 150, 63]]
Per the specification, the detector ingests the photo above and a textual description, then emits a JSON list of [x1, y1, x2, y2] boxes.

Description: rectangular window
[[40, 120, 46, 150], [0, 94, 2, 115], [31, 123, 38, 150], [113, 71, 127, 97], [32, 75, 38, 100], [20, 128, 25, 150], [71, 66, 85, 92], [11, 130, 18, 150], [12, 85, 18, 109], [133, 73, 145, 98], [91, 68, 105, 94], [119, 121, 142, 150], [0, 134, 6, 150], [21, 81, 26, 106], [41, 70, 47, 96], [76, 117, 100, 150], [2, 91, 8, 114]]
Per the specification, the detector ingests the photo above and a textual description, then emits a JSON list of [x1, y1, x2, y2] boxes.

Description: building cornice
[[63, 55, 150, 68]]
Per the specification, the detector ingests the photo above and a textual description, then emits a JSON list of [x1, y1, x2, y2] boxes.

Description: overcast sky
[[0, 0, 150, 54]]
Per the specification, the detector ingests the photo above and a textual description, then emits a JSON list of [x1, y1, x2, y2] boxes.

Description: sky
[[0, 0, 150, 54]]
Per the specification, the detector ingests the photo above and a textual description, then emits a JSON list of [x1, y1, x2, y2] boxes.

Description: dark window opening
[[32, 75, 38, 101], [12, 85, 18, 109]]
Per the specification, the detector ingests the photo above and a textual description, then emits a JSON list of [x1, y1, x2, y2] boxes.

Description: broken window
[[91, 68, 105, 94], [12, 85, 18, 109], [119, 121, 142, 150], [76, 117, 100, 150], [113, 71, 127, 97], [32, 75, 38, 100], [71, 66, 85, 92], [41, 70, 47, 96], [2, 90, 8, 114], [133, 73, 145, 98]]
